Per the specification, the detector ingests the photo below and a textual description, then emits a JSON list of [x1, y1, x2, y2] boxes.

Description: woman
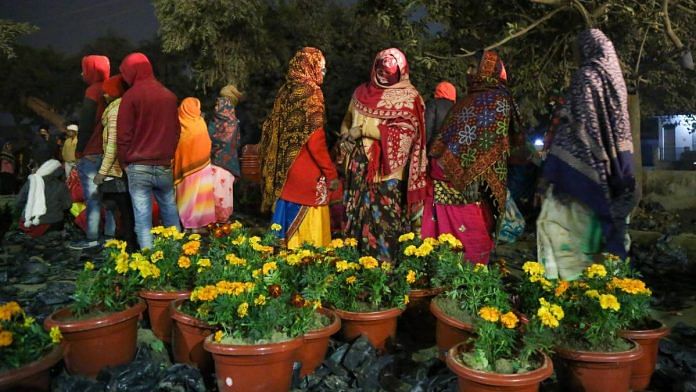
[[340, 48, 427, 261], [538, 29, 637, 280], [424, 50, 516, 264], [209, 84, 242, 178], [260, 47, 338, 248], [174, 97, 233, 229]]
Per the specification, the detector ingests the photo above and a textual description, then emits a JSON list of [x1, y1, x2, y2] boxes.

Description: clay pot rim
[[332, 307, 404, 321], [429, 298, 475, 331], [446, 343, 554, 386], [304, 308, 341, 340], [0, 344, 63, 386], [620, 320, 670, 339], [170, 299, 212, 329], [203, 335, 303, 356], [139, 290, 192, 300], [408, 287, 445, 298], [554, 338, 644, 363], [44, 300, 146, 333]]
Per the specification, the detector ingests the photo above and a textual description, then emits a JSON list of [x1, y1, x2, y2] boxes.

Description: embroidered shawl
[[209, 97, 241, 177]]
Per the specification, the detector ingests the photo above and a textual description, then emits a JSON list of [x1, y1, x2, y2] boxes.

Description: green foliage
[[141, 228, 199, 291], [0, 301, 59, 371], [393, 233, 463, 289], [0, 19, 37, 59]]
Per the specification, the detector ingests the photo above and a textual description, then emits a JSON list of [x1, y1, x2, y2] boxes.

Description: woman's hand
[[349, 125, 362, 140]]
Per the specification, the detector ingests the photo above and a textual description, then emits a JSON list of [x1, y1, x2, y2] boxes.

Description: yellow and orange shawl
[[259, 47, 326, 213], [173, 97, 211, 185]]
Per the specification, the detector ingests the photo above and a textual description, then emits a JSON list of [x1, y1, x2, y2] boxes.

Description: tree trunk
[[23, 96, 68, 133], [628, 93, 643, 196]]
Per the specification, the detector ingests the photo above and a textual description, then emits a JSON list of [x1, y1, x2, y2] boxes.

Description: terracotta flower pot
[[139, 290, 191, 343], [407, 287, 445, 311], [296, 309, 341, 377], [204, 335, 303, 392], [430, 299, 475, 360], [446, 342, 554, 392], [170, 299, 214, 374], [44, 301, 146, 378], [0, 345, 63, 392], [554, 339, 644, 392], [620, 322, 670, 391], [333, 307, 403, 352]]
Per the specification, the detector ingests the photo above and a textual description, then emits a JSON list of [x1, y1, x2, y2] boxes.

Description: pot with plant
[[139, 226, 199, 343], [44, 240, 148, 377], [0, 301, 63, 391]]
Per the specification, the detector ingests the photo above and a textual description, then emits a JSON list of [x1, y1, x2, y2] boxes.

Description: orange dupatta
[[173, 97, 211, 185]]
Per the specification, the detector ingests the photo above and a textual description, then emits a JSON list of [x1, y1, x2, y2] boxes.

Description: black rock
[[674, 349, 696, 373], [318, 374, 353, 391], [673, 322, 696, 340], [98, 360, 162, 392], [154, 364, 206, 392], [52, 370, 106, 392], [660, 339, 681, 356], [343, 335, 377, 371]]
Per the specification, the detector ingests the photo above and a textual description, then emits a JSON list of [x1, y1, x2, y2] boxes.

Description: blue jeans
[[77, 156, 115, 241], [126, 164, 181, 249]]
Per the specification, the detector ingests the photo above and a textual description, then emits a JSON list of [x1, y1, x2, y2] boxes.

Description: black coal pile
[[632, 201, 683, 234], [293, 336, 456, 392], [650, 322, 696, 392]]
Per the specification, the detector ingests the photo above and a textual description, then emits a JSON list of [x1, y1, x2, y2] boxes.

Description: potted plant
[[139, 226, 198, 343], [541, 260, 644, 392], [0, 301, 63, 391], [324, 238, 410, 351], [186, 225, 311, 391], [44, 241, 148, 377], [446, 274, 558, 391]]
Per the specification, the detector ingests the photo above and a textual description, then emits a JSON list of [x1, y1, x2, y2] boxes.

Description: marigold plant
[[395, 232, 463, 289], [0, 301, 62, 370], [139, 226, 198, 291]]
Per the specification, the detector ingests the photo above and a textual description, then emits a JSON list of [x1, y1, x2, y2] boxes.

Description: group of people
[[260, 28, 638, 280], [15, 27, 637, 282]]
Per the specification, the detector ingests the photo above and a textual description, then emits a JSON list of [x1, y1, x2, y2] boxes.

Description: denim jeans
[[77, 156, 115, 241], [126, 164, 181, 249]]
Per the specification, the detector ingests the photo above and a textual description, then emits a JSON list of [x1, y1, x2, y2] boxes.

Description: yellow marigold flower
[[150, 226, 165, 235], [252, 269, 262, 278], [345, 275, 357, 285], [105, 239, 127, 248], [539, 277, 553, 291], [115, 254, 130, 274], [230, 221, 243, 231], [437, 233, 462, 249], [22, 316, 35, 328], [254, 295, 267, 306], [414, 242, 434, 257], [403, 295, 409, 305], [312, 299, 322, 310], [555, 280, 570, 297], [226, 254, 247, 266], [398, 232, 415, 242], [550, 304, 565, 320], [584, 290, 600, 299], [473, 263, 488, 273], [406, 270, 417, 284], [262, 262, 277, 275], [251, 242, 274, 253], [0, 330, 13, 347], [249, 236, 261, 244], [182, 240, 201, 256], [214, 330, 224, 342], [615, 278, 651, 295], [216, 281, 248, 296], [585, 264, 607, 278], [380, 261, 392, 271], [197, 258, 212, 268], [83, 261, 95, 271], [537, 306, 559, 328], [599, 294, 621, 311], [423, 237, 439, 247], [478, 306, 501, 322], [178, 256, 191, 269], [150, 250, 164, 263], [270, 223, 282, 231], [286, 254, 301, 266], [188, 233, 201, 241], [329, 238, 345, 248], [522, 261, 545, 276], [404, 245, 417, 256], [358, 256, 379, 269], [49, 326, 62, 343], [348, 262, 361, 270], [191, 285, 219, 302], [538, 298, 551, 308], [231, 235, 246, 246], [336, 260, 351, 272], [344, 238, 358, 247], [500, 311, 519, 329], [0, 302, 21, 321], [237, 302, 249, 318]]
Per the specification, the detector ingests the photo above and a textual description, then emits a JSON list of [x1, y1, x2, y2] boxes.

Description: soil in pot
[[400, 287, 443, 347], [446, 342, 554, 392], [333, 307, 403, 352], [296, 309, 341, 377], [140, 290, 191, 343], [430, 296, 475, 360], [0, 345, 63, 392], [204, 335, 303, 392], [170, 299, 214, 374], [554, 339, 644, 392], [43, 301, 146, 378], [620, 319, 670, 391]]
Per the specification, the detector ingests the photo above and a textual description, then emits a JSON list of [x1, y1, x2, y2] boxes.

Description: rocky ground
[[0, 195, 694, 391]]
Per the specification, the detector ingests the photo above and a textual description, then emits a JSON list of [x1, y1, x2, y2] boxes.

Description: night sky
[[0, 0, 159, 53]]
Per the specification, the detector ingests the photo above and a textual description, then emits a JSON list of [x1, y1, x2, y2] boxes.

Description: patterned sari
[[209, 97, 241, 177]]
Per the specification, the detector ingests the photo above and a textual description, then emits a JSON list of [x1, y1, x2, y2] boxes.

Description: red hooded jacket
[[116, 53, 180, 166], [77, 55, 110, 156]]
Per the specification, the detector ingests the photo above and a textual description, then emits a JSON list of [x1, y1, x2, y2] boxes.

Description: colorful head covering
[[173, 97, 211, 185], [259, 47, 326, 212], [351, 48, 428, 214], [209, 96, 241, 177], [434, 81, 457, 102], [430, 50, 517, 220], [220, 84, 243, 106], [543, 29, 635, 257], [102, 74, 124, 98]]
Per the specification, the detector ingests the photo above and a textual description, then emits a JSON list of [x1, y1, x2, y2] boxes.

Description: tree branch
[[676, 3, 696, 15], [663, 0, 685, 50]]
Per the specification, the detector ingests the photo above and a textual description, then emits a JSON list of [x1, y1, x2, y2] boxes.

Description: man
[[425, 81, 457, 146], [62, 123, 78, 178], [117, 52, 181, 249], [69, 55, 115, 250]]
